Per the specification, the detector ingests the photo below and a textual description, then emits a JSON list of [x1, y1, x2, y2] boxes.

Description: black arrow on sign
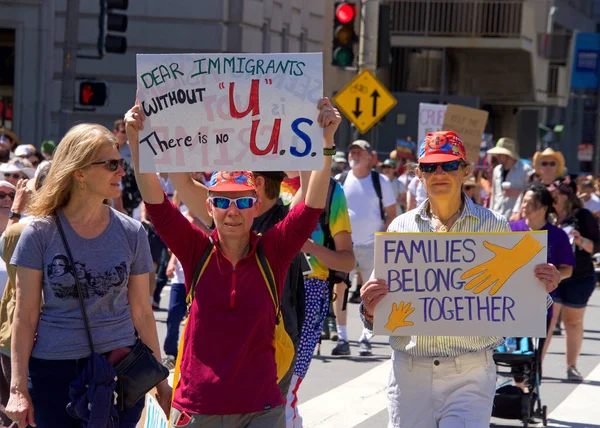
[[352, 97, 362, 118], [370, 89, 380, 117]]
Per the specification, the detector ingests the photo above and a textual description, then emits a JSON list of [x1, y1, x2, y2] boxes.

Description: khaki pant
[[170, 406, 284, 428]]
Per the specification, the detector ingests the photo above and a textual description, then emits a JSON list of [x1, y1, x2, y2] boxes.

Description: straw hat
[[532, 147, 566, 178], [0, 128, 20, 147], [487, 137, 519, 160]]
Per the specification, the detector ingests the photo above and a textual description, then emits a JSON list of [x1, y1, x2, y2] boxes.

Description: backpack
[[171, 239, 294, 402], [120, 162, 142, 215], [337, 170, 385, 221]]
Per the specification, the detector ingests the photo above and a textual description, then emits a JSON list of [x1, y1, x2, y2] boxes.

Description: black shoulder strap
[[55, 214, 95, 355], [255, 240, 281, 323], [371, 170, 385, 221], [337, 170, 348, 186], [189, 238, 214, 304], [321, 178, 337, 249]]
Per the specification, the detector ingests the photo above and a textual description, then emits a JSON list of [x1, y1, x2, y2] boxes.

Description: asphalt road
[[154, 287, 600, 427]]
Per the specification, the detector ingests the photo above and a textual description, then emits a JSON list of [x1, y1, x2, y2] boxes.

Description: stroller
[[491, 337, 548, 427]]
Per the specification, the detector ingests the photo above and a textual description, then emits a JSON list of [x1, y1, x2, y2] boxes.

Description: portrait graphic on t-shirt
[[47, 255, 127, 300]]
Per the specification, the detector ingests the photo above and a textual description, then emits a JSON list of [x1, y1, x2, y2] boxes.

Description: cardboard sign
[[373, 232, 548, 337], [441, 104, 489, 164], [418, 103, 447, 143], [136, 53, 324, 173]]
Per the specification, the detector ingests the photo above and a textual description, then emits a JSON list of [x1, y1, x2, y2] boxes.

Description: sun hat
[[0, 128, 20, 147], [0, 158, 36, 178], [418, 131, 467, 164], [208, 171, 257, 193], [532, 147, 566, 178], [0, 180, 16, 192], [487, 137, 519, 159]]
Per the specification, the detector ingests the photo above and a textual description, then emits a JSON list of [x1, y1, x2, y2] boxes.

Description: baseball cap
[[349, 140, 371, 152], [14, 144, 36, 157], [0, 180, 16, 192], [208, 171, 257, 193], [332, 151, 347, 163], [418, 131, 467, 164], [382, 159, 396, 168]]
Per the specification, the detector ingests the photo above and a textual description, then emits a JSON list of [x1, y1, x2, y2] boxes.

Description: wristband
[[361, 302, 374, 322], [323, 145, 337, 156]]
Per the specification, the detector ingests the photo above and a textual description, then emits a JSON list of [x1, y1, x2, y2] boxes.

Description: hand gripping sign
[[136, 53, 324, 173], [373, 232, 548, 337]]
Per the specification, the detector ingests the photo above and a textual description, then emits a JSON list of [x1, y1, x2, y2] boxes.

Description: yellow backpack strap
[[170, 239, 215, 418], [254, 240, 280, 321], [186, 238, 214, 307]]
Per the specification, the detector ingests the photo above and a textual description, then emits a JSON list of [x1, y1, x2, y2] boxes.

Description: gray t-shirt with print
[[11, 208, 154, 359]]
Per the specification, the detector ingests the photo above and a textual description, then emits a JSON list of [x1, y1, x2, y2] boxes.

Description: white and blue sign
[[571, 33, 600, 90]]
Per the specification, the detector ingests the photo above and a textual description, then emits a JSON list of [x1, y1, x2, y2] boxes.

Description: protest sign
[[418, 103, 447, 143], [138, 392, 168, 428], [441, 104, 489, 163], [373, 232, 548, 337], [136, 53, 323, 173]]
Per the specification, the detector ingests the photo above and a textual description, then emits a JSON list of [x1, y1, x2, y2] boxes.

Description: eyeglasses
[[90, 158, 125, 172], [3, 173, 22, 180], [419, 160, 464, 174], [0, 192, 15, 200], [209, 196, 258, 210], [541, 161, 557, 167]]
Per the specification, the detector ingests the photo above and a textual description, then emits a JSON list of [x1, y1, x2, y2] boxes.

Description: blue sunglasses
[[209, 196, 258, 210], [419, 160, 464, 173]]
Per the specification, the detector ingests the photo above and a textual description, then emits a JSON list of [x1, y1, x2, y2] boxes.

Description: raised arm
[[124, 96, 165, 204], [169, 173, 212, 226], [304, 98, 341, 209]]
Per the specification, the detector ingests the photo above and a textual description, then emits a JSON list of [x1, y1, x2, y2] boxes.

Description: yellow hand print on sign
[[461, 234, 545, 296], [385, 301, 415, 332]]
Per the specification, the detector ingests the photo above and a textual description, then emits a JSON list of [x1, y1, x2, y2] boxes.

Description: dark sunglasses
[[541, 161, 556, 167], [209, 196, 258, 210], [90, 158, 125, 172], [419, 160, 464, 173], [0, 191, 15, 200], [3, 173, 22, 180]]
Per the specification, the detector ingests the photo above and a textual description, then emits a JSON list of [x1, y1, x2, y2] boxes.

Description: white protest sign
[[136, 53, 324, 172], [373, 232, 548, 337], [418, 103, 447, 143]]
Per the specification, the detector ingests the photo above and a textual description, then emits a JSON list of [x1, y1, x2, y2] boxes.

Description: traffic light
[[332, 2, 357, 68], [98, 0, 128, 56], [78, 81, 108, 107]]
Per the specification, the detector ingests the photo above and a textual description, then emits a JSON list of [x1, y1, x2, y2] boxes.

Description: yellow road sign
[[333, 70, 397, 134]]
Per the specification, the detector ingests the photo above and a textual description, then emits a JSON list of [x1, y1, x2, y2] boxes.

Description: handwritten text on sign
[[373, 232, 548, 337], [136, 53, 324, 172]]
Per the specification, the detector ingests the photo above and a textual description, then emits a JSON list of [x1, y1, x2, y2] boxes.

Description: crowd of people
[[0, 109, 594, 428]]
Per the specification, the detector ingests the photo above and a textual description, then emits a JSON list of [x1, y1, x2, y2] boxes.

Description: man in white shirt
[[487, 138, 532, 219], [580, 180, 600, 220], [333, 140, 396, 356]]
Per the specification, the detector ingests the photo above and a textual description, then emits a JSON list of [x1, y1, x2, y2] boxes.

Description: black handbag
[[55, 214, 169, 411]]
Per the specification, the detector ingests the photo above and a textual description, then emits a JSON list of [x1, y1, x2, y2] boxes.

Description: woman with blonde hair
[[532, 148, 565, 185], [5, 124, 169, 427]]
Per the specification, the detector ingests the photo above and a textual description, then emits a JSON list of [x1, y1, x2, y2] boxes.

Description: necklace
[[430, 205, 462, 232]]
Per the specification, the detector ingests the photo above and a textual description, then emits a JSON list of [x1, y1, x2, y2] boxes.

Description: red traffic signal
[[78, 81, 108, 107], [335, 3, 356, 24]]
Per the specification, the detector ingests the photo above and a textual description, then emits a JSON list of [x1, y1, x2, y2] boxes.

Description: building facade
[[1, 0, 326, 145]]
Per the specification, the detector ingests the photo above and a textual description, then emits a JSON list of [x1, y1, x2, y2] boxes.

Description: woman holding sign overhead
[[124, 96, 340, 427], [359, 131, 561, 428]]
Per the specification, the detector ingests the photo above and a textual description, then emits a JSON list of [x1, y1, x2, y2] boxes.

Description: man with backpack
[[281, 172, 354, 427], [333, 139, 396, 356]]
